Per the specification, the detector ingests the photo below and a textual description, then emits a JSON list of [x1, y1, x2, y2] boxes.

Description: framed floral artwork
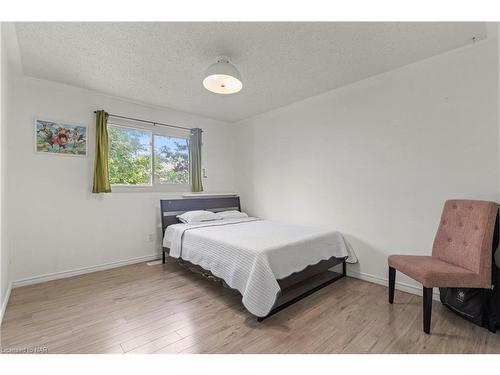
[[35, 119, 87, 156]]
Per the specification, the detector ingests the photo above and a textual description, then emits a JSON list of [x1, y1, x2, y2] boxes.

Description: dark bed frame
[[160, 196, 346, 322]]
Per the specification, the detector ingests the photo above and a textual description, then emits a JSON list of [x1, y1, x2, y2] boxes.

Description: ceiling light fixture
[[203, 56, 243, 95]]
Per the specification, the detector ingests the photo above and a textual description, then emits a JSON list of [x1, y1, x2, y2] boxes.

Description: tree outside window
[[108, 125, 190, 186]]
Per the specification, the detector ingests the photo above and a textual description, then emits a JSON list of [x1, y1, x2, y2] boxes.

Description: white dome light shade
[[203, 57, 243, 94]]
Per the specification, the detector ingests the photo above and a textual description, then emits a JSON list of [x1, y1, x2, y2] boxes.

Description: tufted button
[[458, 222, 463, 227], [463, 241, 467, 246], [442, 220, 447, 225], [469, 206, 473, 210], [452, 204, 458, 209], [448, 238, 452, 242], [475, 225, 479, 230]]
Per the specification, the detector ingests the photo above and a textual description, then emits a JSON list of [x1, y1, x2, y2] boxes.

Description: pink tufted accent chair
[[388, 199, 498, 334]]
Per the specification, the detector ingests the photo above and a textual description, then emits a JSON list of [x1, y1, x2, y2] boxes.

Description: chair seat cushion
[[388, 255, 483, 288]]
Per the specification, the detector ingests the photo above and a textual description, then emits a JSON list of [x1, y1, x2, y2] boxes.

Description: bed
[[160, 196, 354, 321]]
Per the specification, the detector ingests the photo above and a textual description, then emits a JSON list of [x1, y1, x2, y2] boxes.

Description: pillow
[[177, 210, 221, 224], [215, 210, 249, 220]]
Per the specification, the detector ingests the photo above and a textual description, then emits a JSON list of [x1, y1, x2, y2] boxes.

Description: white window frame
[[108, 121, 191, 193]]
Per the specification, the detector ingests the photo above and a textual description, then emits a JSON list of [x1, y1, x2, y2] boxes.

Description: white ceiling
[[14, 22, 487, 122]]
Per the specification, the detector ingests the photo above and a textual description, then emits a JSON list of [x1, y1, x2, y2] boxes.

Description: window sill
[[110, 184, 191, 193], [182, 192, 238, 198]]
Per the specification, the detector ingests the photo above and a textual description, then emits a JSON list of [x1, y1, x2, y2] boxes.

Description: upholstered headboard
[[160, 196, 241, 234]]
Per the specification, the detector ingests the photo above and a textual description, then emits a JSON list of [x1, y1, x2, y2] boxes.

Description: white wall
[[234, 39, 499, 294], [1, 24, 13, 321], [7, 74, 236, 285]]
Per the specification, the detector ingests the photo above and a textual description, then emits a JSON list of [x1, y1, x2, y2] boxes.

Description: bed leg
[[342, 260, 347, 277], [257, 317, 265, 323], [162, 250, 166, 264]]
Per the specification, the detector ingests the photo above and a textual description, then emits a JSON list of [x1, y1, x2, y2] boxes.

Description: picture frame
[[35, 118, 88, 157]]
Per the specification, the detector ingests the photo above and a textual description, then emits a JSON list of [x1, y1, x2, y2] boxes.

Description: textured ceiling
[[15, 22, 487, 122]]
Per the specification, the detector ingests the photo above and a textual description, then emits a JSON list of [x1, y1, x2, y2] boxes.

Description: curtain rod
[[93, 111, 199, 132]]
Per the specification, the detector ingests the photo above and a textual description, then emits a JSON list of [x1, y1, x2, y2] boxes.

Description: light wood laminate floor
[[1, 261, 500, 354]]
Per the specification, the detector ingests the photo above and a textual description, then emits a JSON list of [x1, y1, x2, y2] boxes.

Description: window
[[108, 124, 190, 188], [153, 134, 189, 184], [108, 126, 152, 186]]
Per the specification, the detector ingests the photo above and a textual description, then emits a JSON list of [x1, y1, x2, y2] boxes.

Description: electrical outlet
[[147, 233, 154, 242]]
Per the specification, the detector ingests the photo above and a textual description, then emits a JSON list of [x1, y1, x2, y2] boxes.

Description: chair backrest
[[433, 200, 498, 285]]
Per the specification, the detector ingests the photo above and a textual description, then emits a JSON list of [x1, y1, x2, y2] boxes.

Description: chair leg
[[423, 287, 433, 334], [388, 266, 396, 304]]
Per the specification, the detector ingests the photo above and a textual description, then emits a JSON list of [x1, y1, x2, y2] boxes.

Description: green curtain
[[92, 110, 112, 193], [189, 128, 203, 192]]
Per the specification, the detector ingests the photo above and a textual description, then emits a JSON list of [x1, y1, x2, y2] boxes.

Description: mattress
[[163, 217, 356, 317]]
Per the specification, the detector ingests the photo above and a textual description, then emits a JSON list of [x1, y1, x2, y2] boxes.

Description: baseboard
[[12, 254, 159, 288], [347, 269, 441, 301], [1, 281, 12, 326]]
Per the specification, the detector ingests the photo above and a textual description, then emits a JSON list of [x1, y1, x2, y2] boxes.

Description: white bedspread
[[163, 217, 355, 317]]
